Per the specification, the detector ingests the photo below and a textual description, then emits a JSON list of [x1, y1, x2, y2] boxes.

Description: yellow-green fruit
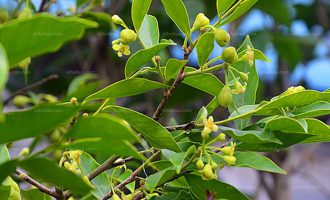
[[42, 94, 58, 103], [238, 72, 249, 82], [196, 159, 204, 170], [12, 95, 30, 108], [223, 155, 236, 166], [216, 133, 226, 142], [192, 13, 210, 32], [215, 29, 230, 47], [218, 86, 232, 107], [120, 29, 137, 44], [211, 161, 217, 170], [222, 47, 238, 64], [202, 164, 214, 180], [112, 15, 124, 24]]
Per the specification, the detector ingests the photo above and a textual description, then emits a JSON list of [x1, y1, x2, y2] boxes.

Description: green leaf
[[111, 106, 181, 152], [300, 118, 330, 143], [219, 126, 282, 144], [292, 101, 330, 118], [234, 152, 286, 174], [185, 174, 249, 200], [21, 189, 51, 200], [118, 170, 136, 193], [196, 32, 215, 67], [0, 160, 18, 183], [83, 78, 167, 103], [238, 49, 270, 62], [80, 12, 112, 32], [164, 59, 187, 82], [220, 0, 258, 26], [160, 0, 191, 37], [125, 42, 176, 78], [0, 186, 10, 200], [66, 115, 140, 158], [0, 104, 80, 144], [132, 0, 152, 32], [217, 0, 236, 16], [265, 117, 307, 133], [0, 145, 10, 165], [19, 157, 91, 194], [0, 14, 97, 67], [66, 74, 101, 101], [80, 152, 110, 199], [163, 145, 196, 173], [146, 167, 177, 192], [139, 15, 159, 48], [2, 177, 21, 200], [0, 43, 8, 122], [183, 67, 224, 96], [195, 107, 208, 123], [205, 97, 220, 115]]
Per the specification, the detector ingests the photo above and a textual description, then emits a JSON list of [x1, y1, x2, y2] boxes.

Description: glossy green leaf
[[146, 167, 177, 192], [185, 174, 249, 200], [66, 74, 101, 101], [80, 152, 110, 199], [196, 32, 215, 67], [205, 97, 220, 115], [0, 160, 18, 183], [0, 14, 97, 67], [1, 177, 21, 200], [220, 0, 258, 26], [0, 104, 80, 144], [265, 117, 307, 133], [216, 0, 236, 16], [84, 78, 167, 103], [132, 0, 152, 31], [219, 126, 282, 144], [66, 115, 140, 157], [0, 43, 8, 122], [139, 15, 159, 48], [163, 146, 196, 173], [301, 118, 330, 143], [161, 0, 190, 37], [234, 152, 286, 174], [195, 107, 208, 123], [21, 189, 51, 200], [19, 157, 91, 194], [0, 145, 9, 165], [164, 59, 187, 82], [118, 169, 136, 193], [111, 106, 181, 152], [80, 12, 112, 32], [0, 186, 10, 200], [125, 42, 176, 77], [292, 101, 330, 118]]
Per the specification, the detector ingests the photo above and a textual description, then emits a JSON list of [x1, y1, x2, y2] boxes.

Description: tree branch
[[15, 169, 59, 198]]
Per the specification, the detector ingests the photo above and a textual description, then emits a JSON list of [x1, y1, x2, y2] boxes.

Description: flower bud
[[112, 15, 125, 26], [83, 113, 89, 118], [70, 97, 78, 105], [223, 155, 236, 166], [215, 29, 230, 47], [18, 147, 30, 157], [50, 129, 62, 142], [222, 47, 238, 64], [196, 159, 204, 170], [154, 55, 161, 63], [13, 95, 31, 108], [218, 86, 232, 108], [211, 161, 217, 170], [232, 81, 246, 94], [120, 29, 137, 44], [202, 164, 214, 180], [201, 129, 210, 140], [238, 72, 249, 82], [216, 133, 226, 142], [192, 13, 210, 32], [42, 94, 58, 103]]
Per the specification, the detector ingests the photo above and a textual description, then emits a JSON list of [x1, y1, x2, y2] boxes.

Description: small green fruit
[[238, 72, 249, 82], [218, 86, 232, 107], [222, 47, 238, 64], [216, 133, 226, 142], [211, 161, 217, 170], [120, 29, 137, 44], [223, 155, 236, 166], [12, 95, 31, 108], [202, 164, 214, 180], [215, 29, 230, 47], [196, 159, 205, 170], [192, 13, 210, 32]]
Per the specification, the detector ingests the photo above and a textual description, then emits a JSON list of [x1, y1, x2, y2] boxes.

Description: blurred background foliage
[[0, 0, 330, 200]]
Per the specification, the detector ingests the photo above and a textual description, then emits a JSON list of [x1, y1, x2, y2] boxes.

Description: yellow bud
[[215, 29, 230, 47], [202, 164, 214, 180], [42, 94, 58, 103], [218, 86, 232, 107], [222, 47, 238, 64], [112, 15, 125, 25], [223, 155, 236, 165], [83, 113, 89, 118], [18, 147, 30, 157], [70, 97, 78, 105], [216, 133, 226, 142], [69, 150, 82, 164], [196, 159, 204, 170], [211, 161, 217, 170], [238, 72, 249, 82], [64, 162, 72, 170], [12, 95, 31, 108], [232, 81, 246, 94], [120, 29, 137, 44], [192, 13, 210, 32], [201, 129, 210, 140]]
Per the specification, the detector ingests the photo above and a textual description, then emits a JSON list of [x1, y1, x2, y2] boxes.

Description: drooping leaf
[[83, 78, 167, 103], [220, 0, 258, 26], [234, 152, 286, 174], [132, 0, 152, 31], [111, 106, 181, 152], [19, 157, 91, 194], [125, 42, 176, 77], [160, 0, 191, 37], [164, 59, 187, 82], [80, 12, 112, 32], [216, 0, 236, 16], [0, 104, 80, 144], [0, 14, 97, 67], [185, 174, 249, 200], [139, 15, 159, 48], [80, 152, 110, 199], [196, 32, 215, 67], [146, 167, 177, 192]]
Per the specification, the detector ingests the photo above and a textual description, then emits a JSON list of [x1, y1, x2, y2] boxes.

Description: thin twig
[[3, 74, 59, 105], [15, 169, 59, 198]]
